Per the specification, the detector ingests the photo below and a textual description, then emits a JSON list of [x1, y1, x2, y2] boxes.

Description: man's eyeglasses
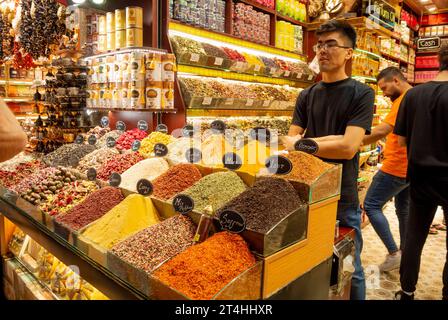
[[313, 42, 352, 53]]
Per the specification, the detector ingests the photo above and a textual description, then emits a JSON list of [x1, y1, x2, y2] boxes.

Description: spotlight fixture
[[92, 0, 106, 4]]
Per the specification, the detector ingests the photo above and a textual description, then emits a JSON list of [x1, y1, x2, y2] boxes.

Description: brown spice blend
[[282, 151, 334, 184]]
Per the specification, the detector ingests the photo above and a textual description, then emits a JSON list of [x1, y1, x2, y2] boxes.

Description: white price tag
[[190, 53, 200, 62], [214, 57, 224, 66], [246, 99, 254, 107], [263, 100, 270, 107], [225, 98, 234, 105], [254, 65, 261, 72], [270, 68, 277, 75], [284, 70, 291, 77], [202, 97, 212, 105], [308, 74, 314, 81], [297, 72, 303, 79]]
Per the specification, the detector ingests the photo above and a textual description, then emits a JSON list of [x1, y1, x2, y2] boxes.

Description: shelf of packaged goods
[[354, 49, 381, 60], [352, 75, 377, 83], [238, 0, 276, 15], [168, 20, 307, 62], [86, 108, 178, 113], [380, 52, 409, 64], [275, 13, 308, 27], [186, 108, 293, 117], [178, 65, 312, 87], [82, 46, 167, 61], [0, 189, 145, 300]]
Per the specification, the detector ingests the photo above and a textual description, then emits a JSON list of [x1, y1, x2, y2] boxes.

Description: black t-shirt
[[394, 81, 448, 181], [292, 78, 375, 205]]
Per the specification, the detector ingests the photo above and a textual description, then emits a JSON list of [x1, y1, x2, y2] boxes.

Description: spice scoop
[[193, 205, 216, 243]]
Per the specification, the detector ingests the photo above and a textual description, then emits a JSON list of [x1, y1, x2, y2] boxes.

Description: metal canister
[[126, 28, 143, 47], [162, 81, 174, 109], [115, 9, 126, 30], [129, 52, 145, 81], [98, 15, 107, 35], [126, 6, 143, 29], [122, 86, 130, 109], [98, 34, 107, 52], [106, 12, 115, 33], [145, 81, 162, 109], [107, 32, 116, 51], [145, 53, 162, 82], [115, 29, 126, 49], [161, 53, 176, 82]]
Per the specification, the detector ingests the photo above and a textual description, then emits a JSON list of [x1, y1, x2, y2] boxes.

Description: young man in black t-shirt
[[283, 20, 375, 300], [393, 44, 448, 301]]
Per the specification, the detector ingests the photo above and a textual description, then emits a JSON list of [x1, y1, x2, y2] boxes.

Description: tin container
[[130, 80, 145, 109], [129, 52, 145, 81], [115, 29, 126, 49], [98, 15, 107, 35], [122, 87, 130, 109], [126, 28, 143, 47], [107, 32, 116, 51], [126, 6, 143, 29], [162, 82, 174, 109], [115, 9, 126, 30], [98, 34, 107, 52], [106, 12, 115, 33]]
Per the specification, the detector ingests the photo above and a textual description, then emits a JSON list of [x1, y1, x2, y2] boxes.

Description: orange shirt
[[381, 92, 408, 178]]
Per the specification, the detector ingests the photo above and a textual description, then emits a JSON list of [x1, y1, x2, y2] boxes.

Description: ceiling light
[[72, 0, 86, 4], [91, 0, 106, 4], [419, 0, 431, 4], [426, 5, 437, 12]]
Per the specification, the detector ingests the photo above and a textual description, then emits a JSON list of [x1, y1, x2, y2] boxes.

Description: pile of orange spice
[[282, 151, 334, 184], [153, 232, 256, 300]]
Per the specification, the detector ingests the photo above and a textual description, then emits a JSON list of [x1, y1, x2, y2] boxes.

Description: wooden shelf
[[275, 13, 307, 27], [237, 0, 276, 15], [187, 108, 293, 117], [87, 107, 178, 113], [169, 20, 307, 61]]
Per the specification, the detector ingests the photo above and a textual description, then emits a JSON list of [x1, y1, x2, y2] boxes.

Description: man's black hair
[[315, 20, 357, 49], [377, 67, 407, 82], [439, 43, 448, 71]]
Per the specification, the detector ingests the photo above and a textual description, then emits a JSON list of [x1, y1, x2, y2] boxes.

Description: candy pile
[[116, 129, 148, 151]]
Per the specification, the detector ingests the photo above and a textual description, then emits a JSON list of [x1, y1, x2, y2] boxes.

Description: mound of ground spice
[[217, 177, 302, 233], [282, 151, 334, 184], [111, 215, 196, 274], [152, 164, 202, 200], [56, 187, 125, 231], [153, 232, 256, 300]]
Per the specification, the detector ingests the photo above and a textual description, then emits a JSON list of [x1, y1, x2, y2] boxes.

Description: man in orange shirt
[[362, 67, 412, 272]]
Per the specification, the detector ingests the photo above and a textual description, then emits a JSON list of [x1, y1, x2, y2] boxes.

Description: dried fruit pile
[[96, 152, 144, 181], [116, 129, 148, 151]]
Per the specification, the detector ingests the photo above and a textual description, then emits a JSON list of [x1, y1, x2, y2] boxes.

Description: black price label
[[154, 143, 168, 157], [218, 210, 246, 234], [87, 168, 97, 181], [156, 124, 168, 133], [185, 148, 202, 164], [173, 194, 195, 215], [88, 135, 97, 145], [222, 153, 242, 171], [116, 121, 126, 132], [137, 120, 149, 131], [132, 140, 141, 152], [265, 155, 293, 175], [109, 172, 122, 187], [137, 179, 153, 196], [75, 135, 84, 144], [294, 138, 319, 155], [211, 120, 226, 134], [106, 137, 116, 148], [249, 127, 271, 143], [182, 125, 194, 138], [100, 116, 109, 128]]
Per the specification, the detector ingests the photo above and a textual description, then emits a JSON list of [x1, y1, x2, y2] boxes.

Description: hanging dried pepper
[[12, 41, 35, 69]]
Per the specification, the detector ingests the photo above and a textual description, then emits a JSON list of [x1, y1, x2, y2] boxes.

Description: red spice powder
[[152, 164, 202, 200], [154, 232, 256, 300], [97, 152, 144, 181], [56, 187, 125, 230]]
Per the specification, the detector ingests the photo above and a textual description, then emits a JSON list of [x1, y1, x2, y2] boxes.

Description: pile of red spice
[[153, 232, 256, 300], [97, 152, 144, 181], [116, 129, 148, 151], [56, 187, 125, 231], [152, 164, 202, 200]]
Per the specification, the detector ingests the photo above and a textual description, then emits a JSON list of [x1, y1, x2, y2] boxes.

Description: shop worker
[[394, 44, 448, 301], [0, 98, 28, 162], [283, 20, 375, 300], [362, 67, 412, 272]]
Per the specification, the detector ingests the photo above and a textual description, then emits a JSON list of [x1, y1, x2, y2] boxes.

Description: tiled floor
[[362, 203, 446, 300]]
